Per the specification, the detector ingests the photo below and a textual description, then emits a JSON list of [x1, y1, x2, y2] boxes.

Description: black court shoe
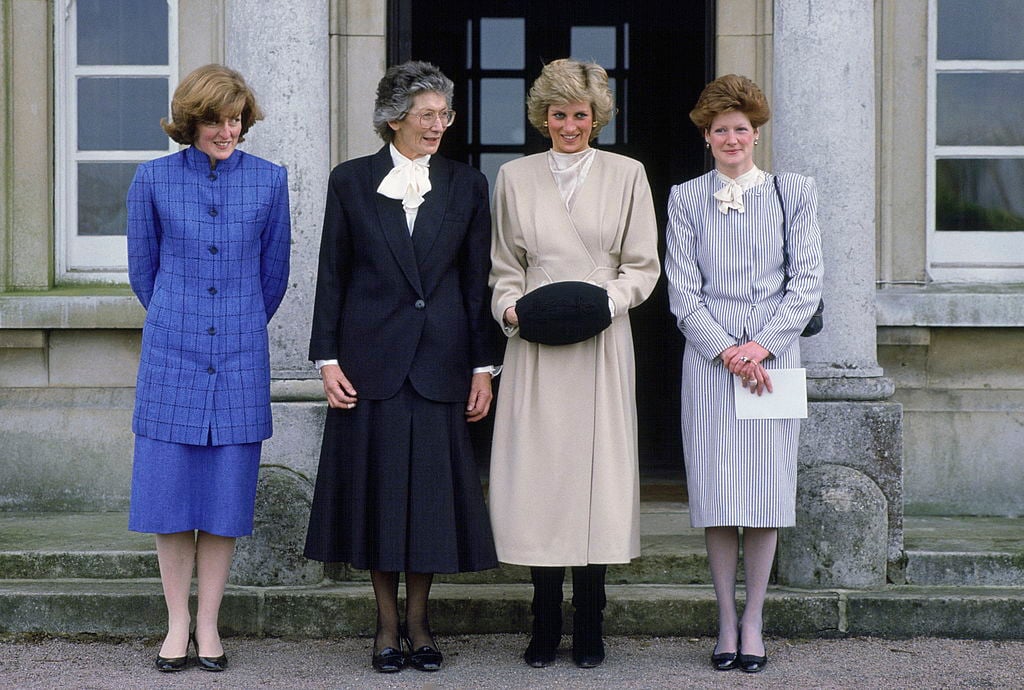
[[371, 644, 404, 673], [192, 634, 228, 672], [403, 633, 443, 672], [738, 651, 768, 673], [711, 650, 739, 671], [155, 653, 188, 672]]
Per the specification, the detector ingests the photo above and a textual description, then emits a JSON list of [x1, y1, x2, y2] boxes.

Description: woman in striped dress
[[664, 75, 823, 674]]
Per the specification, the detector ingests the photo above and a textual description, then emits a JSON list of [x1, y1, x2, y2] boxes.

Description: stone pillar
[[772, 0, 905, 582], [225, 0, 331, 581], [227, 0, 330, 378]]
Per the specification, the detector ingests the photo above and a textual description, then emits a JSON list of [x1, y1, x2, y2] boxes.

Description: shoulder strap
[[773, 174, 791, 274]]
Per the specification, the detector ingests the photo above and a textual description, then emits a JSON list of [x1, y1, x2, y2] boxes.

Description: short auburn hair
[[688, 74, 771, 132], [161, 64, 264, 145]]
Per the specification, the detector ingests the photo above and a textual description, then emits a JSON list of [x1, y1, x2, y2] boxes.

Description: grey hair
[[373, 61, 455, 142]]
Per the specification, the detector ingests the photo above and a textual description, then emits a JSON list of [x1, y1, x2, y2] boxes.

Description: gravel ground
[[0, 634, 1018, 690]]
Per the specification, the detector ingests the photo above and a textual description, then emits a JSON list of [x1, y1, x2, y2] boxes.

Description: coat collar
[[183, 144, 243, 173]]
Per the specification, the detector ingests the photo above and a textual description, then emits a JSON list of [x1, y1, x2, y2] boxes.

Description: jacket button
[[208, 208, 218, 217], [208, 326, 216, 335], [208, 286, 217, 295], [414, 299, 426, 310], [208, 245, 218, 254], [207, 366, 216, 374]]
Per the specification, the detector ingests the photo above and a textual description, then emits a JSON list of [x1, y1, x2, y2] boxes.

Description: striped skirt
[[680, 342, 800, 528]]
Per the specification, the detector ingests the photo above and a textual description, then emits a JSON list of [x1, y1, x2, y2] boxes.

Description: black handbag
[[773, 175, 824, 337]]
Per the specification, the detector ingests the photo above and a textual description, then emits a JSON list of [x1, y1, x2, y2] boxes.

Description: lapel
[[371, 147, 423, 296], [411, 154, 450, 268]]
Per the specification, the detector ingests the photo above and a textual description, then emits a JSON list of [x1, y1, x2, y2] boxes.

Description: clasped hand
[[721, 343, 773, 396]]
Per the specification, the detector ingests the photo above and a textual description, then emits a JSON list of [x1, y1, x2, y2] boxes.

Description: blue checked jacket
[[127, 145, 291, 445]]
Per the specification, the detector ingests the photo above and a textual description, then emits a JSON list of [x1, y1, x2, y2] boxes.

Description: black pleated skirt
[[304, 381, 498, 573]]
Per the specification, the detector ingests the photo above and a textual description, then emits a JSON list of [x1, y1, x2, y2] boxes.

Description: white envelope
[[733, 367, 808, 419]]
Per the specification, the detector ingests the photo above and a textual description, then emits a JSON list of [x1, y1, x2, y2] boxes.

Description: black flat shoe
[[404, 635, 443, 672], [711, 651, 739, 671], [192, 634, 228, 672], [155, 654, 188, 672], [371, 645, 404, 673], [738, 652, 768, 673]]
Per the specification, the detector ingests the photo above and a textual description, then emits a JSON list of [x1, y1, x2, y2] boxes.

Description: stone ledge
[[0, 292, 143, 329], [876, 283, 1024, 327]]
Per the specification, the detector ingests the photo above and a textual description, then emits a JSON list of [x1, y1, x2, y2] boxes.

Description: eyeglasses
[[403, 109, 456, 128]]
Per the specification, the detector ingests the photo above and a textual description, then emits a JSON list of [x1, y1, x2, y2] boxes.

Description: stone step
[[0, 504, 713, 585], [4, 510, 1024, 587], [903, 514, 1024, 586], [1, 579, 1022, 640]]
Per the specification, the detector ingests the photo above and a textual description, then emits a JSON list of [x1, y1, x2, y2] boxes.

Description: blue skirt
[[128, 435, 261, 538]]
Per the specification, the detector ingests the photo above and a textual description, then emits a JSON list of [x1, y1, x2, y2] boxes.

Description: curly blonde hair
[[161, 64, 264, 145], [526, 59, 615, 140], [688, 74, 770, 133]]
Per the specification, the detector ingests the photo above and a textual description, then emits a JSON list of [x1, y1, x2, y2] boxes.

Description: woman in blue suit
[[304, 61, 498, 674], [126, 64, 291, 673]]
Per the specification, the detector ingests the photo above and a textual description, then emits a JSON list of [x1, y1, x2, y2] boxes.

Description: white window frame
[[55, 0, 178, 283], [926, 0, 1024, 283]]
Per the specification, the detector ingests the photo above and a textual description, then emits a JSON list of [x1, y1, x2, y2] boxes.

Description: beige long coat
[[488, 150, 660, 566]]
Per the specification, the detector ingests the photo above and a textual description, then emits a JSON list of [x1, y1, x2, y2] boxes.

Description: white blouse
[[548, 147, 597, 212]]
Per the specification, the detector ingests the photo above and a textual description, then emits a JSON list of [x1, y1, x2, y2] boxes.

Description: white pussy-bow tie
[[377, 158, 431, 209], [713, 178, 746, 214]]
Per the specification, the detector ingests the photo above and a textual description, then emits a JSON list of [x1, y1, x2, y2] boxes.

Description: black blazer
[[309, 146, 497, 403]]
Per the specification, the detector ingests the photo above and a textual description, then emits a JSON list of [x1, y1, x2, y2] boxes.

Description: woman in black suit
[[304, 61, 499, 674]]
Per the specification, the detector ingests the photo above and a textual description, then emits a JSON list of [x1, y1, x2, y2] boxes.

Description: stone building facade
[[0, 0, 1019, 541]]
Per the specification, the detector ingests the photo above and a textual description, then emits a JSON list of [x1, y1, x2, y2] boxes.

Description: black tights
[[370, 570, 435, 651]]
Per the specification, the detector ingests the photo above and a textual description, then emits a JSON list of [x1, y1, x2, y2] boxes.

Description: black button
[[208, 208, 218, 217], [414, 299, 426, 310], [208, 173, 217, 181], [207, 326, 216, 335], [208, 286, 217, 295], [207, 366, 216, 374], [208, 246, 218, 254]]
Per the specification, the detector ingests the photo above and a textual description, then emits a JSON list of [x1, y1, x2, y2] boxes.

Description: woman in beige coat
[[488, 59, 660, 669]]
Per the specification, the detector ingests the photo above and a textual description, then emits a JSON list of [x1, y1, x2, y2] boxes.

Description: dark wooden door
[[394, 1, 714, 472]]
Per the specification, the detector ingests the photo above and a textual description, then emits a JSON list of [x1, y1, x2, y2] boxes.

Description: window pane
[[481, 153, 522, 196], [597, 78, 617, 145], [937, 74, 1024, 146], [78, 162, 139, 236], [571, 26, 616, 69], [78, 77, 168, 150], [481, 79, 525, 144], [480, 18, 524, 69], [936, 159, 1024, 232], [77, 0, 168, 65], [937, 0, 1024, 60]]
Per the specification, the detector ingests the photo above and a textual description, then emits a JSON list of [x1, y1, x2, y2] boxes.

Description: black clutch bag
[[515, 281, 612, 346]]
